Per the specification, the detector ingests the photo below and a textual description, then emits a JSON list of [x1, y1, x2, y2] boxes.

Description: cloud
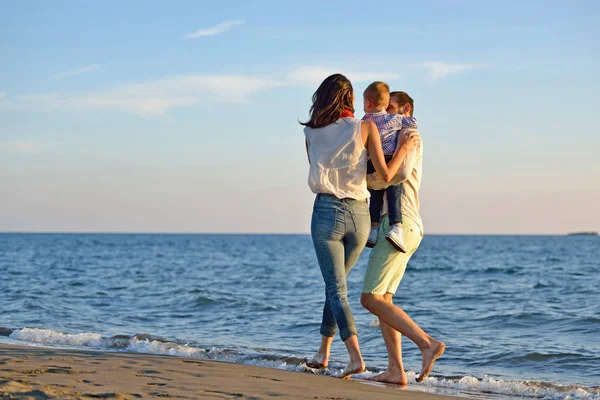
[[0, 141, 46, 153], [0, 66, 399, 117], [1, 74, 282, 116], [288, 66, 399, 86], [421, 62, 480, 81], [53, 65, 100, 79], [183, 20, 245, 39]]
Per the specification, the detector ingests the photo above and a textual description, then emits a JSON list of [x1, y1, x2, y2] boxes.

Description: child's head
[[363, 81, 390, 113], [388, 91, 414, 116]]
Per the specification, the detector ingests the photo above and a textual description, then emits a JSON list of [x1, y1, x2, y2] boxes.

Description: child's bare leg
[[385, 184, 406, 252]]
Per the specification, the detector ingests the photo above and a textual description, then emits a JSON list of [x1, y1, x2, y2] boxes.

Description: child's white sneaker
[[366, 227, 378, 248], [386, 224, 407, 253]]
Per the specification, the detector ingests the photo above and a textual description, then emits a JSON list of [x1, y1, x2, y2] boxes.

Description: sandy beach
[[0, 344, 459, 399]]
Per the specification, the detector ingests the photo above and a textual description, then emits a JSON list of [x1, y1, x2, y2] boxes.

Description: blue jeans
[[311, 193, 370, 341], [367, 157, 403, 225]]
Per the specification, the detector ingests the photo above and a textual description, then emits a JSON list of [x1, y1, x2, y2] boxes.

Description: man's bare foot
[[305, 353, 328, 369], [416, 340, 445, 382], [367, 370, 408, 385], [336, 360, 365, 379]]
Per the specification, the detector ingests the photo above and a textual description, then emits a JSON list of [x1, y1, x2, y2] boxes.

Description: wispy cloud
[[421, 62, 481, 81], [53, 65, 100, 79], [183, 20, 245, 39], [288, 66, 399, 86], [1, 74, 282, 116], [0, 66, 400, 117], [0, 141, 47, 153]]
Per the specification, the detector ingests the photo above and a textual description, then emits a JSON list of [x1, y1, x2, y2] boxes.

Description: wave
[[518, 352, 599, 362], [417, 375, 600, 399], [192, 296, 218, 306], [3, 327, 599, 400]]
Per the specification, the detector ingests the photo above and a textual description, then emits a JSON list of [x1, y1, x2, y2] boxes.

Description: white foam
[[10, 328, 104, 347], [126, 337, 207, 358], [8, 327, 599, 400], [417, 374, 600, 400], [368, 318, 380, 327]]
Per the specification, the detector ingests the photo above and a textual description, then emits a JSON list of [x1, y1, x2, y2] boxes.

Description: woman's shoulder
[[330, 117, 364, 131], [339, 116, 362, 123], [303, 125, 312, 137]]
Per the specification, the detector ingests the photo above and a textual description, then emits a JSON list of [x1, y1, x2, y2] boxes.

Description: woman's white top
[[304, 117, 370, 200]]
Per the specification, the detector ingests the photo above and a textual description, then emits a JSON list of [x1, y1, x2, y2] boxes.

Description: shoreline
[[0, 343, 459, 399]]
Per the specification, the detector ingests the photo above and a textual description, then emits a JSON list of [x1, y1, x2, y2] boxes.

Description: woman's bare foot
[[305, 352, 328, 369], [367, 369, 408, 385], [336, 359, 365, 379], [416, 340, 445, 382]]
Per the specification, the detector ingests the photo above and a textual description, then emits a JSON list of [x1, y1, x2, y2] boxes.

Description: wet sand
[[0, 343, 458, 399]]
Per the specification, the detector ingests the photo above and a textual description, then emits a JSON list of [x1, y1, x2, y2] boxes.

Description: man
[[361, 91, 445, 384]]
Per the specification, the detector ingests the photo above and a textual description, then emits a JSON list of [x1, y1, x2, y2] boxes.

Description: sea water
[[1, 233, 599, 399]]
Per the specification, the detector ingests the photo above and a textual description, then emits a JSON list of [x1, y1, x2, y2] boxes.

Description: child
[[363, 82, 418, 252]]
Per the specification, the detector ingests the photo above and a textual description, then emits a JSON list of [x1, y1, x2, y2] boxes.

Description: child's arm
[[402, 116, 418, 130]]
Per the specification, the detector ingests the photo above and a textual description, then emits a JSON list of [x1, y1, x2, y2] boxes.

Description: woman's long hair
[[300, 74, 354, 129]]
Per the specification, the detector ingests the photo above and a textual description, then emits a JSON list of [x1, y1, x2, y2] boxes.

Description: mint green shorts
[[362, 214, 423, 295]]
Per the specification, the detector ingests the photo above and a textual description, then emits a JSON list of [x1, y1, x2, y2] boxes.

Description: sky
[[1, 0, 599, 234]]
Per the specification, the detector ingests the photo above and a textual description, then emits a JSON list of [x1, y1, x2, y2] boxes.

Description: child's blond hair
[[363, 81, 390, 109]]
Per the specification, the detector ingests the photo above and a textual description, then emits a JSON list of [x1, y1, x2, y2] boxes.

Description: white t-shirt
[[304, 118, 370, 200]]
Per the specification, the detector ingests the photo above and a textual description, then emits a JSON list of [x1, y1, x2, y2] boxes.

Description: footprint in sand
[[135, 373, 172, 381], [181, 360, 205, 366], [244, 375, 282, 382], [140, 369, 160, 374]]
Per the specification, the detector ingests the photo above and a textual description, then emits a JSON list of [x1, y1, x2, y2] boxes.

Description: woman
[[361, 91, 445, 384], [302, 75, 420, 377]]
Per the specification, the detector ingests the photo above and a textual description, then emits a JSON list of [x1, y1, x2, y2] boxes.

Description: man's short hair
[[390, 91, 414, 116], [364, 81, 390, 108]]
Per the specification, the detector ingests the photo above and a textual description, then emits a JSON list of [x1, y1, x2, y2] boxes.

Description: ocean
[[1, 233, 599, 399]]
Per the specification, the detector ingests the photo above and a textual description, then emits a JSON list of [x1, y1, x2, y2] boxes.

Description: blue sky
[[1, 0, 599, 234]]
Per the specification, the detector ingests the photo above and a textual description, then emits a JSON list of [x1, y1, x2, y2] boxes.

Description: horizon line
[[0, 231, 595, 236]]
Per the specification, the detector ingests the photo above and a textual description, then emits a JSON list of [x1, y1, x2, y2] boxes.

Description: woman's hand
[[397, 130, 421, 152]]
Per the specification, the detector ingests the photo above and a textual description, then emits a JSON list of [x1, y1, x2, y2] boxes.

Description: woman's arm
[[362, 121, 420, 182], [368, 144, 421, 190]]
